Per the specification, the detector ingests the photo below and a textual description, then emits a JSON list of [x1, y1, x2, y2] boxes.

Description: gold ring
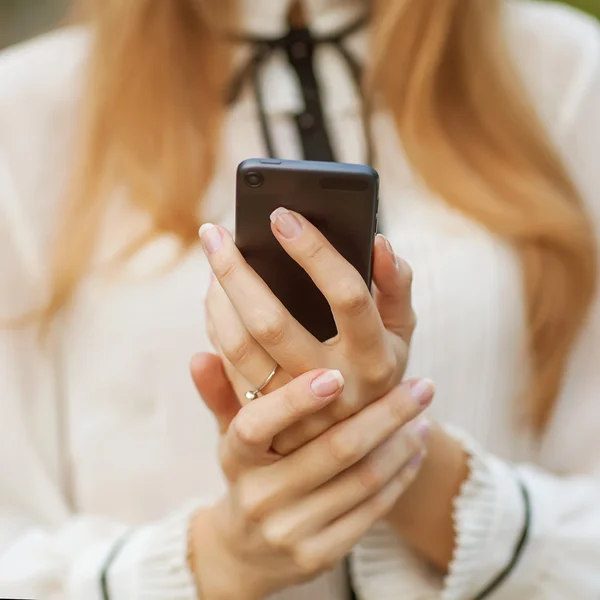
[[245, 365, 279, 401]]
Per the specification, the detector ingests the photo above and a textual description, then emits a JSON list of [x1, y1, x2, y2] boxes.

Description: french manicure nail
[[410, 379, 435, 407], [198, 223, 223, 255], [311, 370, 345, 398], [270, 207, 303, 240], [412, 417, 431, 441], [408, 450, 425, 469]]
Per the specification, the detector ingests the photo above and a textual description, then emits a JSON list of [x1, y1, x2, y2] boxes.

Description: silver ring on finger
[[245, 364, 279, 401]]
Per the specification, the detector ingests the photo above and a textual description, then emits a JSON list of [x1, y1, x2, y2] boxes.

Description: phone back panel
[[235, 159, 379, 342]]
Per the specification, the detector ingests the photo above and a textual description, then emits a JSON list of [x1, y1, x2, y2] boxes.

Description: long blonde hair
[[46, 0, 596, 430]]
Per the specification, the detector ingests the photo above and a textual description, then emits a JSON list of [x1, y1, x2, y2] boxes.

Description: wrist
[[189, 504, 263, 600], [387, 424, 470, 569]]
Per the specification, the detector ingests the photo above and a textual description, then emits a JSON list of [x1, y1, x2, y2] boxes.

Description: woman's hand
[[200, 208, 416, 454], [189, 357, 433, 600]]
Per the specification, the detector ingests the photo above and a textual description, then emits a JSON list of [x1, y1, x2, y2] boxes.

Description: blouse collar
[[237, 0, 368, 37]]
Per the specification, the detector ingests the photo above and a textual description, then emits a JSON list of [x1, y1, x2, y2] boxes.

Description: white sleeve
[[0, 141, 203, 600], [352, 9, 600, 600]]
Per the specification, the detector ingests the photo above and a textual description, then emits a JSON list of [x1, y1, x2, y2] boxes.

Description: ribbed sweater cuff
[[441, 427, 526, 600], [351, 520, 442, 598], [110, 500, 207, 600]]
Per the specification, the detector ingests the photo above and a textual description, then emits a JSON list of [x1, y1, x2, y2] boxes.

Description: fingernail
[[379, 234, 399, 270], [412, 417, 431, 441], [198, 223, 223, 255], [410, 379, 435, 407], [270, 207, 303, 240], [408, 450, 425, 468], [311, 370, 344, 398]]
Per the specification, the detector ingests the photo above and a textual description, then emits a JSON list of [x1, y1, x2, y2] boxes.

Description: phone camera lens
[[245, 171, 264, 188]]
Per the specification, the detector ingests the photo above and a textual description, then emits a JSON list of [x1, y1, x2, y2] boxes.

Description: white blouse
[[0, 1, 599, 599]]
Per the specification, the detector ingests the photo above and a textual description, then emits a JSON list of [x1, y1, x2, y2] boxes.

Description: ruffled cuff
[[351, 428, 529, 600], [441, 427, 527, 600], [109, 500, 209, 600]]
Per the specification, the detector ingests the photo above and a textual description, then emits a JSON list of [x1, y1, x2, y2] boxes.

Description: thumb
[[372, 234, 416, 344], [191, 352, 240, 434]]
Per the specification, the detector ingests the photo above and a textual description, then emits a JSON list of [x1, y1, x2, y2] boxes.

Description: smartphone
[[235, 158, 379, 342]]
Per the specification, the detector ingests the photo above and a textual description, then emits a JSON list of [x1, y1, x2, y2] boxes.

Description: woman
[[1, 0, 600, 598]]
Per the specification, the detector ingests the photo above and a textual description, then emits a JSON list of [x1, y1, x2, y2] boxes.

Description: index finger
[[223, 369, 345, 469], [270, 208, 384, 349], [199, 223, 320, 376]]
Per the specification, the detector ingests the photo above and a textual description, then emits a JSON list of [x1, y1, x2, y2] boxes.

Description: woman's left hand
[[200, 207, 417, 455]]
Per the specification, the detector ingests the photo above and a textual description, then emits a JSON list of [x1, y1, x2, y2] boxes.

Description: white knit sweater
[[0, 1, 599, 599]]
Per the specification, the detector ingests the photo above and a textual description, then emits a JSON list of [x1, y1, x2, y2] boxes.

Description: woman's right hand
[[189, 365, 433, 600]]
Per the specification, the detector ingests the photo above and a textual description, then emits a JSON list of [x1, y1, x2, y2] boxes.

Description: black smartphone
[[235, 158, 379, 342]]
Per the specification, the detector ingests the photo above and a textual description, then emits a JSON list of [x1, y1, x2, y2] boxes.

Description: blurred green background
[[570, 0, 600, 15], [0, 0, 598, 49], [0, 0, 69, 49]]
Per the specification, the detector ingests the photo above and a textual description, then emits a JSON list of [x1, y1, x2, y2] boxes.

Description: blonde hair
[[46, 0, 596, 430]]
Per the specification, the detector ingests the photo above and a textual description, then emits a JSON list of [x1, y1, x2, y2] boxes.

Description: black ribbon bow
[[225, 12, 373, 165]]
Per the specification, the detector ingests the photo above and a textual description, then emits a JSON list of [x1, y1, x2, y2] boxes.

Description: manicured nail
[[412, 417, 431, 441], [379, 234, 399, 270], [408, 450, 425, 468], [270, 207, 303, 240], [410, 379, 435, 407], [198, 223, 223, 255], [311, 370, 344, 398]]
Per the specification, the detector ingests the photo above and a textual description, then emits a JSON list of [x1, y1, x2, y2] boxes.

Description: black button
[[298, 112, 316, 130], [291, 41, 308, 60]]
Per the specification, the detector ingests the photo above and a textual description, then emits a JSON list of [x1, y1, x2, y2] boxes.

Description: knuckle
[[328, 398, 354, 422], [357, 460, 385, 494], [237, 480, 268, 523], [303, 239, 329, 263], [408, 309, 418, 336], [394, 309, 418, 345], [293, 547, 328, 576], [219, 444, 237, 481], [388, 392, 414, 425], [361, 353, 397, 387], [261, 521, 295, 552], [327, 429, 363, 466], [331, 278, 371, 318], [214, 260, 238, 282], [248, 308, 287, 346], [402, 261, 414, 287], [221, 332, 254, 366], [278, 387, 304, 421], [231, 411, 262, 448]]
